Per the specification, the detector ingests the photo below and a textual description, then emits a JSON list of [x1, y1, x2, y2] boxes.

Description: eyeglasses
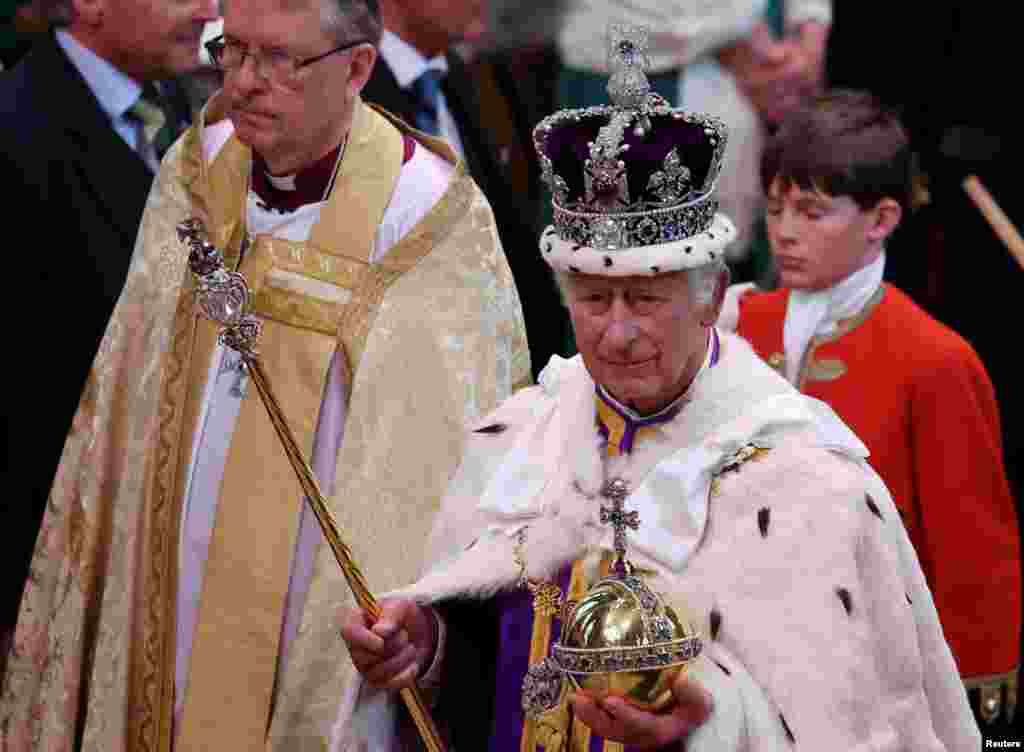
[[205, 34, 369, 84]]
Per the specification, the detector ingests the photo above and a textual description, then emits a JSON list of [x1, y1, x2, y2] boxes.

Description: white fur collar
[[476, 332, 867, 572]]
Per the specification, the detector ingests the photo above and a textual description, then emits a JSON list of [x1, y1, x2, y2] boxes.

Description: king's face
[[565, 272, 711, 415]]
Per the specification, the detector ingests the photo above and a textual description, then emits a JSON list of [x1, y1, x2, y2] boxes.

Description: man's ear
[[866, 198, 902, 244], [702, 266, 732, 327], [346, 43, 378, 98]]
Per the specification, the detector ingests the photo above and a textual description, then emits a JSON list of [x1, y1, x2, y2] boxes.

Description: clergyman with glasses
[[0, 0, 529, 748]]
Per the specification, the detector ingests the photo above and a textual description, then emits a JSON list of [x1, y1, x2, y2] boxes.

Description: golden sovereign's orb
[[552, 573, 701, 712]]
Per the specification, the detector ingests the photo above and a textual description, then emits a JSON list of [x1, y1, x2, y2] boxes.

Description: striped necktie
[[408, 68, 443, 136], [129, 86, 176, 159]]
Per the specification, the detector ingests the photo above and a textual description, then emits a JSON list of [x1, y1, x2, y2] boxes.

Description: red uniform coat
[[737, 283, 1020, 696]]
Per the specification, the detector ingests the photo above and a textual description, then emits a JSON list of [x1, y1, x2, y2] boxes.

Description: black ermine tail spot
[[865, 494, 884, 521], [836, 587, 853, 616], [473, 423, 507, 434], [780, 714, 795, 742]]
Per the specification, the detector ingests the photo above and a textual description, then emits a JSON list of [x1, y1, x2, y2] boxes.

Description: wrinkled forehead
[[566, 271, 689, 294]]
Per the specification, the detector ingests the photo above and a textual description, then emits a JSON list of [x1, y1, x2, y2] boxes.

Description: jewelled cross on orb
[[600, 477, 639, 574]]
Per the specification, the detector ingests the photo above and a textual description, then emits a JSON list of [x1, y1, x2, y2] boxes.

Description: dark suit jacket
[[363, 50, 569, 380], [0, 33, 166, 634]]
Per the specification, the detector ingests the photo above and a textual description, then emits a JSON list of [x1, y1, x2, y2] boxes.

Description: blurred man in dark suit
[[0, 0, 217, 678], [364, 0, 569, 379]]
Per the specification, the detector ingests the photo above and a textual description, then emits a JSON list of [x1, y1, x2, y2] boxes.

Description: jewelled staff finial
[[176, 219, 262, 358], [600, 477, 639, 574]]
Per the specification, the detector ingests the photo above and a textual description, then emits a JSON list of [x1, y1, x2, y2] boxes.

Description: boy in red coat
[[722, 89, 1020, 730]]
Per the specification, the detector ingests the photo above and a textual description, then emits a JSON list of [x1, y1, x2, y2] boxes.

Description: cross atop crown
[[606, 24, 652, 108]]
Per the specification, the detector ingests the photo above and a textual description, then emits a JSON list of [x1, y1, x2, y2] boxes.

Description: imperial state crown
[[534, 24, 736, 276]]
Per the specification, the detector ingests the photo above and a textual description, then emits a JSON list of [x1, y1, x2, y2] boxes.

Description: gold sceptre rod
[[963, 175, 1024, 273], [244, 358, 445, 751], [177, 220, 446, 752]]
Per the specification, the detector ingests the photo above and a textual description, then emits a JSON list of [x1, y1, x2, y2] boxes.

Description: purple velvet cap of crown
[[539, 111, 721, 210]]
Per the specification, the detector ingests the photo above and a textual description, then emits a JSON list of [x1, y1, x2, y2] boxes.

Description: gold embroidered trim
[[252, 236, 368, 288], [796, 286, 886, 390], [816, 285, 887, 344], [334, 169, 475, 369], [710, 444, 771, 498], [515, 527, 567, 752], [130, 286, 200, 752], [805, 358, 847, 383], [250, 285, 344, 337], [515, 528, 565, 618]]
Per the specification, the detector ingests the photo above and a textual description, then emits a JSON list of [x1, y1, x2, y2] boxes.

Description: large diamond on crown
[[592, 218, 624, 250]]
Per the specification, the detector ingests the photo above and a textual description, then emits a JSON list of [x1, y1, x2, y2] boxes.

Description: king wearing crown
[[337, 26, 981, 752]]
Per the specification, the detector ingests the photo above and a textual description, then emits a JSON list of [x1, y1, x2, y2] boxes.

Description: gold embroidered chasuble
[[0, 95, 530, 751]]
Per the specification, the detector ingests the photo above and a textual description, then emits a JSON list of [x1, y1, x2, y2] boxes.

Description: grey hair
[[553, 260, 729, 309], [320, 0, 382, 44], [686, 260, 729, 307]]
